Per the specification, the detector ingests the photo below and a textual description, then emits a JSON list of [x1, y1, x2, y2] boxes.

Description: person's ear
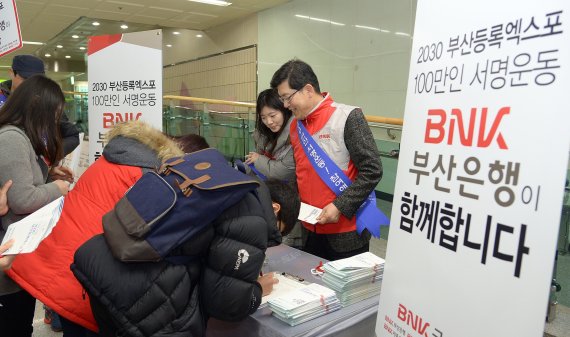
[[272, 202, 281, 216]]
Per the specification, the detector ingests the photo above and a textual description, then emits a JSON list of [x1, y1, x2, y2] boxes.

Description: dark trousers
[[304, 230, 369, 261], [61, 315, 99, 337], [0, 290, 36, 337]]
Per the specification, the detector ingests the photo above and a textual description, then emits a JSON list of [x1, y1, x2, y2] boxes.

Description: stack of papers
[[267, 283, 341, 326], [322, 252, 385, 306], [260, 272, 309, 308]]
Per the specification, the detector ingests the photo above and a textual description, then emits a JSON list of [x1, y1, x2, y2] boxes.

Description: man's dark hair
[[172, 134, 209, 153], [265, 179, 300, 236], [270, 59, 321, 93]]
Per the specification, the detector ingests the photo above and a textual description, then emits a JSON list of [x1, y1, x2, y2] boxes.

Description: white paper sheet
[[1, 197, 64, 254], [298, 202, 322, 224], [260, 272, 309, 307]]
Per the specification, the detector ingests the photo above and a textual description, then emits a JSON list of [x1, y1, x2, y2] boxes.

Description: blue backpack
[[103, 148, 260, 262]]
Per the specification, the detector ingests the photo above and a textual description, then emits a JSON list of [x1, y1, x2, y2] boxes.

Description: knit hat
[[12, 55, 45, 79]]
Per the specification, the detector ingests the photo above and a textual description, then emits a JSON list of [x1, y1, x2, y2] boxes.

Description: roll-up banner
[[88, 29, 163, 163], [376, 1, 570, 337]]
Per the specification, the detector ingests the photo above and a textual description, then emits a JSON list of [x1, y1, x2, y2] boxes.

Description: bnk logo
[[234, 249, 249, 270]]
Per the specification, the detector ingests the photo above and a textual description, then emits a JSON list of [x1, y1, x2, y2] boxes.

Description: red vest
[[290, 94, 359, 234], [7, 157, 142, 332]]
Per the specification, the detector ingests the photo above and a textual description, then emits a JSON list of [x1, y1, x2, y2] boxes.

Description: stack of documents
[[260, 272, 308, 308], [267, 283, 341, 326], [322, 252, 385, 306]]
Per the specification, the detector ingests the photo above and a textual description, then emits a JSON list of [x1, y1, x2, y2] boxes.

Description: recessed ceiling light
[[188, 0, 232, 6], [92, 21, 100, 26], [166, 44, 172, 47], [56, 45, 63, 48], [173, 31, 180, 35], [22, 41, 44, 45], [196, 34, 203, 38], [120, 24, 128, 29], [79, 47, 86, 50], [72, 35, 79, 39], [65, 55, 71, 59], [45, 53, 51, 57]]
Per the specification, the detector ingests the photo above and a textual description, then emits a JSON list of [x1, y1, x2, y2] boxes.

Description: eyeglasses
[[279, 89, 300, 104]]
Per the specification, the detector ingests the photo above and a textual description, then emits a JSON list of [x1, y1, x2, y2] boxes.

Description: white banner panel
[[376, 1, 570, 337], [0, 0, 22, 57], [87, 29, 163, 163]]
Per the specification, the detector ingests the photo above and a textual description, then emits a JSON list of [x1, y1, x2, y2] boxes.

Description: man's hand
[[258, 272, 279, 296], [316, 203, 341, 224], [50, 166, 74, 184], [0, 180, 12, 216]]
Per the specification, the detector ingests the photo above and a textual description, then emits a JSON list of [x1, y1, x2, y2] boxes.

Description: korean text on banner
[[376, 2, 570, 337], [87, 29, 163, 163]]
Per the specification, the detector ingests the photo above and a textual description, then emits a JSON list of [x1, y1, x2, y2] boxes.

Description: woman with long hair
[[244, 88, 295, 182], [245, 89, 302, 248], [0, 75, 72, 337]]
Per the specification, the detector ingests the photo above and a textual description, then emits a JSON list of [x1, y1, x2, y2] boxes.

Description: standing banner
[[0, 0, 23, 57], [376, 1, 570, 337], [88, 29, 163, 163]]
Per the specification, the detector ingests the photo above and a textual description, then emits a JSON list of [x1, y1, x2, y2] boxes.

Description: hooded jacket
[[71, 177, 281, 337], [7, 121, 183, 332]]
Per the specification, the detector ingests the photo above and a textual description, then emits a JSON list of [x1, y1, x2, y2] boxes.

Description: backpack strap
[[176, 174, 211, 197]]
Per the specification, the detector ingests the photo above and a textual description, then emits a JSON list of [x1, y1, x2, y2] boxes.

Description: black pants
[[61, 315, 99, 337], [0, 290, 36, 337], [303, 230, 369, 261]]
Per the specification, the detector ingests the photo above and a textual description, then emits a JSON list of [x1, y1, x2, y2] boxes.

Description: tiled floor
[[32, 302, 60, 337]]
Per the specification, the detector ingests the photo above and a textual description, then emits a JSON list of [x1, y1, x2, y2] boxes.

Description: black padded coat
[[71, 183, 281, 337]]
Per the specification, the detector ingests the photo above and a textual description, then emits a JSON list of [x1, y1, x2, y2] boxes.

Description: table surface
[[206, 244, 380, 337]]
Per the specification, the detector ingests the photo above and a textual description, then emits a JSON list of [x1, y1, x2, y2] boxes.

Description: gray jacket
[[248, 117, 296, 182], [0, 126, 63, 295]]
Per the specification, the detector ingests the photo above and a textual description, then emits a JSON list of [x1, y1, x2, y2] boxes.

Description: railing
[[63, 91, 88, 133], [163, 95, 256, 161], [63, 92, 404, 162]]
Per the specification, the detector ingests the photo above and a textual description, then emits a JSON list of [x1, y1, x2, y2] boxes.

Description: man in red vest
[[270, 59, 383, 261]]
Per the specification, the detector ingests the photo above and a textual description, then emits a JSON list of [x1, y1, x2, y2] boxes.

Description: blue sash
[[233, 159, 268, 181], [297, 122, 389, 238], [247, 162, 268, 181]]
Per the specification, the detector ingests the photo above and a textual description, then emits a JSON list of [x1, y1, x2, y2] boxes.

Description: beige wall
[[205, 14, 258, 52], [163, 14, 258, 106]]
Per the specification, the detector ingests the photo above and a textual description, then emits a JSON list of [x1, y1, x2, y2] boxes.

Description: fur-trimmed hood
[[103, 121, 183, 169]]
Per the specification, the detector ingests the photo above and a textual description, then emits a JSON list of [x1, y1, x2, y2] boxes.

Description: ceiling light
[[196, 34, 203, 38], [92, 21, 100, 26], [79, 47, 86, 50], [65, 55, 71, 59], [22, 41, 44, 45], [120, 24, 128, 29], [295, 14, 345, 26], [395, 32, 411, 37], [188, 0, 232, 6], [173, 31, 180, 35], [45, 54, 51, 57], [72, 35, 79, 39], [57, 45, 63, 48], [166, 44, 172, 47], [355, 25, 380, 31]]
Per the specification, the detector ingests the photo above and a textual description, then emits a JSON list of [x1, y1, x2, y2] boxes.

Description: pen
[[281, 272, 304, 283]]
